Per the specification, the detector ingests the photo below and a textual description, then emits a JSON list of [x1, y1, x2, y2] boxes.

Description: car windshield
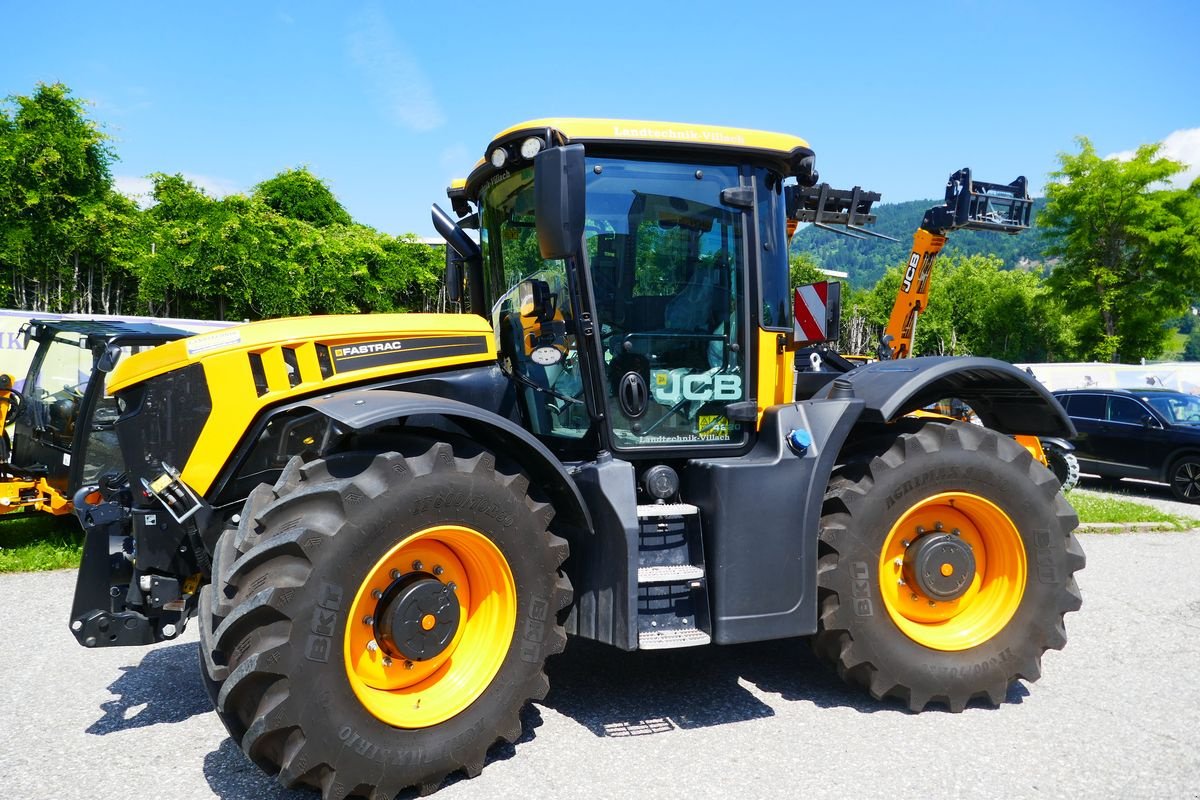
[[1144, 393, 1200, 425]]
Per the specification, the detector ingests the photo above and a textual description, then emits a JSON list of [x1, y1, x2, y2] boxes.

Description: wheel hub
[[375, 573, 461, 661], [904, 531, 976, 601]]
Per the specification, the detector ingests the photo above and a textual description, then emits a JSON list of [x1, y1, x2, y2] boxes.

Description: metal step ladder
[[635, 502, 711, 650]]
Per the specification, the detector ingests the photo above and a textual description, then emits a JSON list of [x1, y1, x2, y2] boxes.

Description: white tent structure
[[1016, 361, 1200, 395]]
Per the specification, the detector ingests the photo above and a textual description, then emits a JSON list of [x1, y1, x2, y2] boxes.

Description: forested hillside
[[790, 197, 1050, 288]]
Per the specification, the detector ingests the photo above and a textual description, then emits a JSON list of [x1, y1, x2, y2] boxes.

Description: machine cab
[[9, 320, 189, 495], [453, 119, 818, 457]]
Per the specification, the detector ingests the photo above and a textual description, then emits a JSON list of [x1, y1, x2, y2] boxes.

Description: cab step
[[635, 499, 711, 649], [636, 503, 699, 518], [638, 628, 712, 650], [637, 564, 705, 583]]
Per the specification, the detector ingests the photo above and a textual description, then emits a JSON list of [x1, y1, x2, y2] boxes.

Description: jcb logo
[[652, 371, 741, 404], [901, 252, 921, 292]]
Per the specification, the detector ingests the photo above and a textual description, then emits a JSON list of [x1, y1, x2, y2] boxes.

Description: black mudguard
[[814, 356, 1075, 438], [297, 388, 592, 535]]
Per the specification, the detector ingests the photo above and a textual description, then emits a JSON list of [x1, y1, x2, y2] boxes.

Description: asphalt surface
[[2, 531, 1199, 800]]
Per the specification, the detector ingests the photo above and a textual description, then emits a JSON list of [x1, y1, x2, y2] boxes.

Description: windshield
[[480, 155, 750, 451], [1145, 393, 1200, 425]]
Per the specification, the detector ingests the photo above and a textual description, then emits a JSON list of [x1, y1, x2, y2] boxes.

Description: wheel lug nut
[[433, 565, 444, 576], [362, 615, 374, 626], [447, 581, 457, 592], [928, 600, 937, 607], [934, 522, 944, 531], [951, 528, 961, 537], [901, 539, 911, 548], [412, 560, 423, 571], [910, 593, 918, 601], [404, 660, 414, 670], [382, 657, 393, 667], [390, 569, 401, 580], [898, 578, 906, 586], [894, 557, 903, 567], [371, 589, 383, 600], [366, 640, 378, 652]]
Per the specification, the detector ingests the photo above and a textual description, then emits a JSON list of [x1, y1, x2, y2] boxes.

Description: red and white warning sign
[[794, 281, 829, 345]]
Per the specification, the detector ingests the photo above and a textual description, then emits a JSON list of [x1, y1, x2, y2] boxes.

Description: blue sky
[[4, 1, 1198, 237]]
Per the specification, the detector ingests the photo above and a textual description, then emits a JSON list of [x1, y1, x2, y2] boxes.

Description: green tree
[[859, 254, 1078, 362], [139, 173, 441, 321], [254, 168, 353, 227], [1040, 137, 1200, 362], [0, 83, 118, 311], [789, 251, 824, 289]]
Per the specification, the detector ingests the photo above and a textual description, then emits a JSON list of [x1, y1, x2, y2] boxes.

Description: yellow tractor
[[67, 119, 1084, 798]]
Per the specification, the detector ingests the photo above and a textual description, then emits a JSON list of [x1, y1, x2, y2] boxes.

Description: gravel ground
[[2, 531, 1199, 800]]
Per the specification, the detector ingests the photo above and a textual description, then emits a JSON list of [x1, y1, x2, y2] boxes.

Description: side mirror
[[534, 144, 586, 260], [518, 279, 556, 323], [97, 344, 123, 373], [445, 247, 464, 304]]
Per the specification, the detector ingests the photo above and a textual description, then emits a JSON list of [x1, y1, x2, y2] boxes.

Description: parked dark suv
[[1053, 387, 1200, 502]]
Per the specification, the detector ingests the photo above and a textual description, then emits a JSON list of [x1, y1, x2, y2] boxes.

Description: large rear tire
[[197, 443, 570, 798], [814, 421, 1084, 712]]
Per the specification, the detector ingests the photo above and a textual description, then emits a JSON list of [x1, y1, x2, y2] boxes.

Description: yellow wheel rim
[[344, 525, 517, 728], [877, 492, 1026, 652]]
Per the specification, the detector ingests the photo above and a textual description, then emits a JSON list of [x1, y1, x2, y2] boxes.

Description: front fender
[[298, 388, 592, 533], [816, 356, 1074, 438]]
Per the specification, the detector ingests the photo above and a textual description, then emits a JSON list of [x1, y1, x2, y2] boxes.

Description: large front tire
[[814, 421, 1084, 712], [197, 443, 570, 798]]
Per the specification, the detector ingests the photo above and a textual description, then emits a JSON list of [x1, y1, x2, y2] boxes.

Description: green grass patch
[[0, 512, 83, 572], [1068, 491, 1191, 530]]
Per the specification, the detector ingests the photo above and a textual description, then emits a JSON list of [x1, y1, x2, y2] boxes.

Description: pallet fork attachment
[[786, 183, 900, 241], [923, 169, 1032, 235]]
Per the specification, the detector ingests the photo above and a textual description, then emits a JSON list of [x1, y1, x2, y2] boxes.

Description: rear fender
[[814, 356, 1074, 438]]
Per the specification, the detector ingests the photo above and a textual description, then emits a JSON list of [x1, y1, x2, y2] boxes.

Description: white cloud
[[183, 173, 242, 198], [346, 6, 445, 132], [113, 175, 154, 207], [1107, 127, 1200, 188], [113, 173, 242, 207]]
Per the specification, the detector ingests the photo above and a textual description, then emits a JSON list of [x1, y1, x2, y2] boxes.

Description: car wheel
[[1169, 455, 1200, 503]]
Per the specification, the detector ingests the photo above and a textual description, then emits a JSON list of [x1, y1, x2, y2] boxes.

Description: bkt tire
[[814, 421, 1084, 712], [197, 443, 570, 797]]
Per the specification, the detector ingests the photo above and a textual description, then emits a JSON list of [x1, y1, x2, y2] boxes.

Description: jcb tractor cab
[[0, 319, 188, 516], [66, 119, 1083, 799]]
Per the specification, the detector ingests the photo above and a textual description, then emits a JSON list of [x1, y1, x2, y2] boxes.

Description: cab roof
[[458, 117, 814, 202]]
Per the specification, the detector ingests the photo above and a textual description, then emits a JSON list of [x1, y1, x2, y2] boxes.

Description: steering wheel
[[1, 388, 24, 422]]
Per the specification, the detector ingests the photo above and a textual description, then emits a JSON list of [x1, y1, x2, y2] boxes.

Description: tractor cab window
[[585, 157, 748, 449], [482, 169, 591, 442], [23, 331, 160, 485], [28, 332, 92, 450]]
